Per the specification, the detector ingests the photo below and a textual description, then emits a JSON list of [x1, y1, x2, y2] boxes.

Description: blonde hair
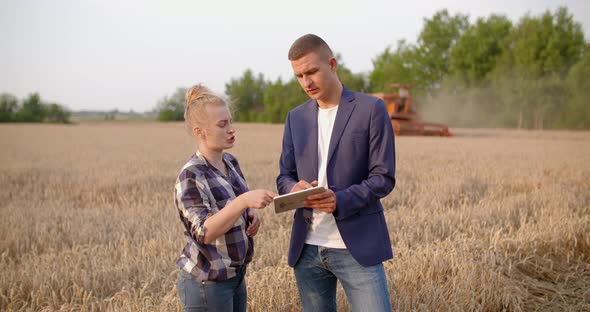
[[184, 84, 230, 134]]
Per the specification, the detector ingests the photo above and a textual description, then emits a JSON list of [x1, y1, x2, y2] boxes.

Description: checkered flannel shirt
[[174, 151, 253, 281]]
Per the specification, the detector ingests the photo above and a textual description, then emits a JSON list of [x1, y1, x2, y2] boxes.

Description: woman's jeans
[[176, 266, 247, 312], [294, 244, 392, 312]]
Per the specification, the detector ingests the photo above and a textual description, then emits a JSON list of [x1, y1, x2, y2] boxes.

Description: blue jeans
[[176, 266, 247, 312], [294, 244, 392, 312]]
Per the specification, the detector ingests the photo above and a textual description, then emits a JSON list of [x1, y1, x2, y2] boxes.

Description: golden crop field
[[1, 122, 589, 311]]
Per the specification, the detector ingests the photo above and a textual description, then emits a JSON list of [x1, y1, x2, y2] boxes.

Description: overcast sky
[[1, 0, 589, 112]]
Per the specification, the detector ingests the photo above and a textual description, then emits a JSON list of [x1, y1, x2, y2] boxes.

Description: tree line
[[158, 7, 588, 129], [156, 55, 366, 124], [370, 7, 589, 129], [0, 93, 71, 123]]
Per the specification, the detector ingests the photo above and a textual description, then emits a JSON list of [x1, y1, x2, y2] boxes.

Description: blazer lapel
[[301, 100, 318, 222], [327, 87, 356, 165], [303, 100, 319, 181]]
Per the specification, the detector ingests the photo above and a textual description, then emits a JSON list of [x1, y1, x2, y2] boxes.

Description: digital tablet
[[273, 186, 325, 213]]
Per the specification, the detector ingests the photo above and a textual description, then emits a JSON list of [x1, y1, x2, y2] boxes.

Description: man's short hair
[[288, 34, 334, 61]]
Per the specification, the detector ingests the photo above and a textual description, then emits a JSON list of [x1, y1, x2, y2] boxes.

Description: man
[[276, 34, 396, 312]]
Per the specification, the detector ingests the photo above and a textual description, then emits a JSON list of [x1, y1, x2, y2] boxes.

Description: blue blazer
[[277, 86, 396, 267]]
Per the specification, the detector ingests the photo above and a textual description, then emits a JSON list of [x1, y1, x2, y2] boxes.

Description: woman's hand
[[240, 189, 277, 209], [246, 210, 261, 237]]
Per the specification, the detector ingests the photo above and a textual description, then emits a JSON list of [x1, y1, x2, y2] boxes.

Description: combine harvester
[[371, 84, 453, 137]]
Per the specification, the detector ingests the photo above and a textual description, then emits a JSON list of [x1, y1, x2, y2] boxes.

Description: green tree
[[0, 93, 18, 122], [46, 103, 71, 123], [15, 93, 46, 122], [493, 6, 585, 129], [564, 45, 590, 128], [156, 87, 186, 121], [415, 9, 469, 91], [369, 40, 423, 93], [423, 15, 513, 128], [335, 54, 367, 92], [450, 15, 512, 86], [501, 7, 584, 77], [370, 10, 468, 94], [225, 69, 267, 122], [262, 78, 308, 123]]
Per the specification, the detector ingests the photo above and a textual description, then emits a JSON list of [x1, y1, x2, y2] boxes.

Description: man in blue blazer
[[276, 34, 396, 312]]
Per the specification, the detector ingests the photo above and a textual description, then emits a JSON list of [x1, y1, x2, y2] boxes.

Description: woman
[[174, 84, 276, 312]]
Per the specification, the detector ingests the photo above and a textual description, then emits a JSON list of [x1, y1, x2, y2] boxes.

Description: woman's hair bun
[[185, 84, 211, 108]]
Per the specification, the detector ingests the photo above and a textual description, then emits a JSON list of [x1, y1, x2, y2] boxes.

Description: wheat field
[[0, 122, 589, 311]]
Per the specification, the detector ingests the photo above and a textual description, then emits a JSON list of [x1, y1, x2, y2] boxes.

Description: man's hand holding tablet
[[273, 180, 338, 214], [273, 185, 326, 213]]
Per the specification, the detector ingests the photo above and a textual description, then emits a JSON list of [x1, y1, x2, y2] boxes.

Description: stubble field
[[1, 122, 589, 311]]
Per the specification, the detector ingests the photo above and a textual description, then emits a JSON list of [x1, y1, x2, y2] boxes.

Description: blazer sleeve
[[276, 111, 299, 195], [333, 99, 396, 220]]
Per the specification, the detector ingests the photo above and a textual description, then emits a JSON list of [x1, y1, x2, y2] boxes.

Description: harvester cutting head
[[371, 84, 453, 137]]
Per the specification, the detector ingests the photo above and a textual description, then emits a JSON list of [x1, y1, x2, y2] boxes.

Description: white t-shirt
[[305, 105, 346, 249]]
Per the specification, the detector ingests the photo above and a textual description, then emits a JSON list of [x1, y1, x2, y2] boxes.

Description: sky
[[1, 0, 589, 112]]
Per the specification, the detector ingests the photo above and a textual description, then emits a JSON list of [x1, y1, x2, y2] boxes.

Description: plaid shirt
[[174, 151, 253, 281]]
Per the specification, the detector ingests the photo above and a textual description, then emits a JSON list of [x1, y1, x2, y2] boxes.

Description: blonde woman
[[174, 84, 276, 312]]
